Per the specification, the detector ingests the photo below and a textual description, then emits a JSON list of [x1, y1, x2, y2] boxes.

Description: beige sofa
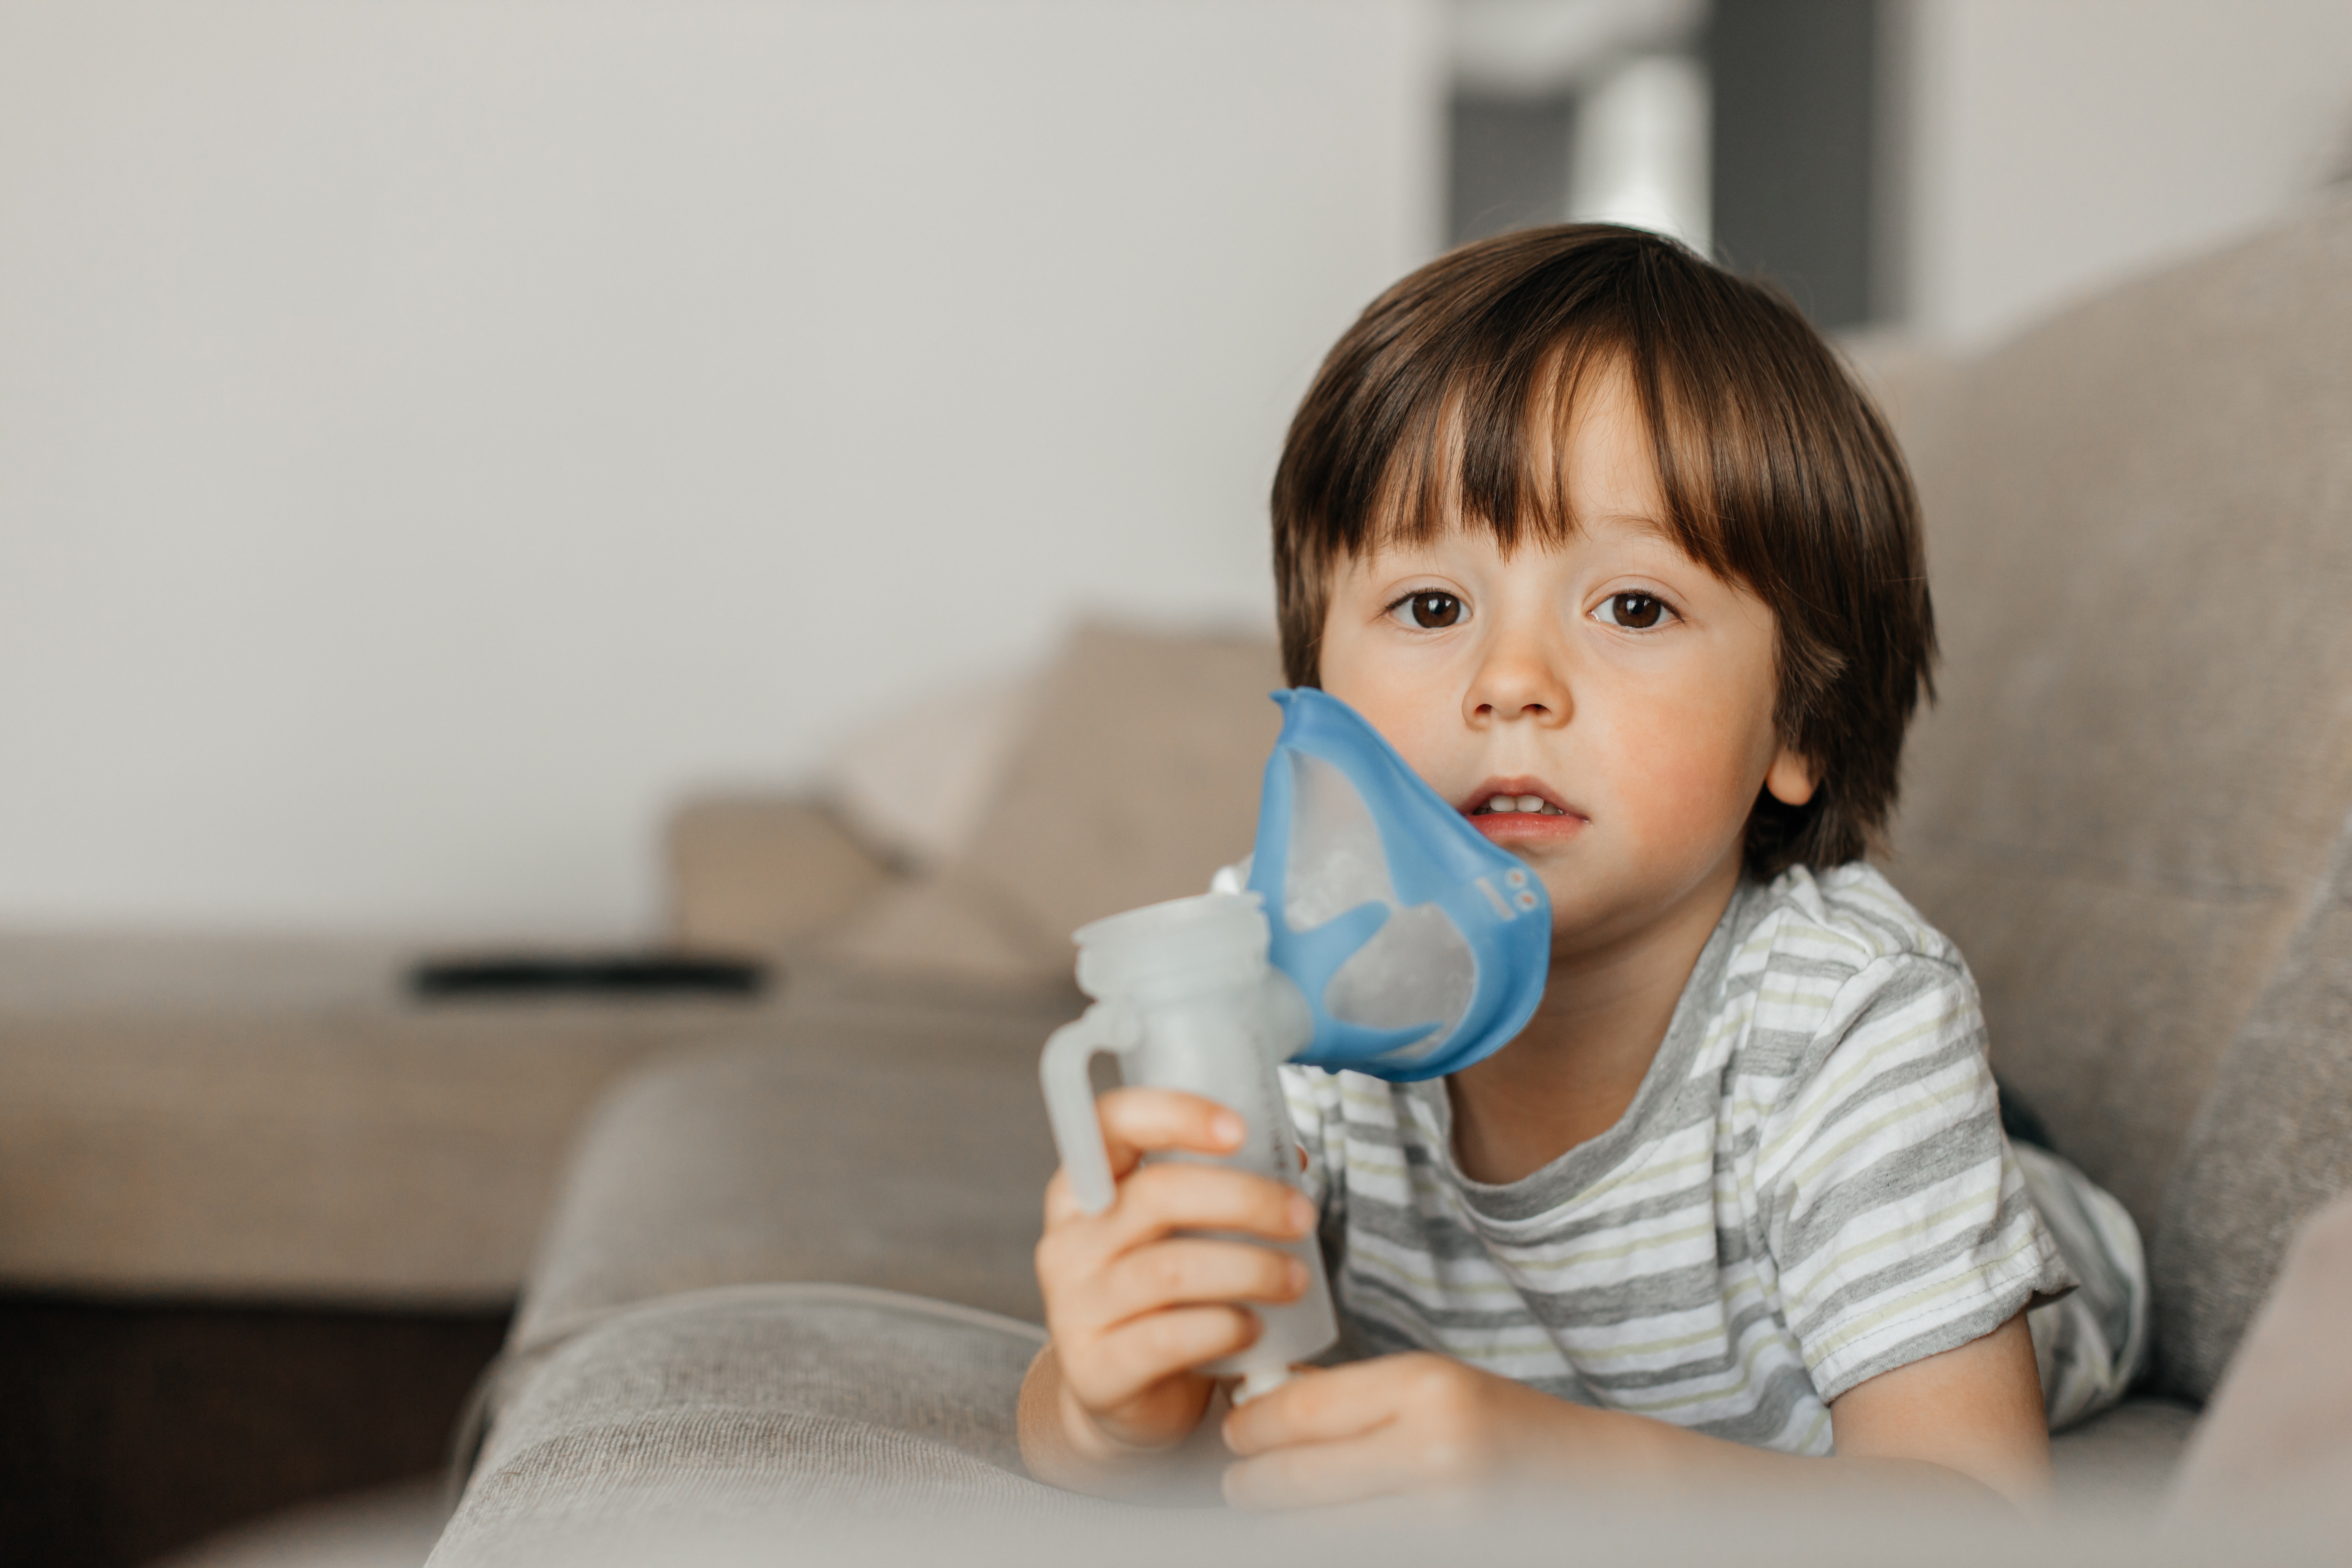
[[423, 197, 2352, 1560]]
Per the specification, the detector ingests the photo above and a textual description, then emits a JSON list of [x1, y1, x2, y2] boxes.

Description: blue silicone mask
[[1245, 688, 1551, 1082]]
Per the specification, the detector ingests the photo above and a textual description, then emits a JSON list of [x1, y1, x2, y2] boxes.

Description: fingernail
[[1211, 1111, 1244, 1146], [1286, 1258, 1308, 1295], [1287, 1195, 1315, 1233]]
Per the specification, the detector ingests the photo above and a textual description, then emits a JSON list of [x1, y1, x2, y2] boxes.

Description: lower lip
[[1465, 811, 1587, 844]]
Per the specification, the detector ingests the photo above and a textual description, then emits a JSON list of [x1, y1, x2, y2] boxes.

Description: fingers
[[1035, 1168, 1311, 1421], [1220, 1356, 1556, 1512], [1031, 1085, 1321, 1451], [1041, 1228, 1307, 1368], [1045, 1160, 1315, 1262], [1092, 1238, 1307, 1326], [1222, 1359, 1484, 1510], [1062, 1304, 1263, 1414], [1223, 1357, 1404, 1457], [1097, 1087, 1245, 1175], [1108, 1161, 1317, 1249], [1042, 1087, 1260, 1228], [1224, 1428, 1448, 1511]]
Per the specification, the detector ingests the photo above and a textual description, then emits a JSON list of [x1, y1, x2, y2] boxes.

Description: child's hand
[[1221, 1318, 2053, 1511], [1219, 1352, 1619, 1509], [1029, 1086, 1318, 1468]]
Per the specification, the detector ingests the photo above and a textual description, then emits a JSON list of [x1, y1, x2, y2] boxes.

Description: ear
[[1764, 745, 1818, 808]]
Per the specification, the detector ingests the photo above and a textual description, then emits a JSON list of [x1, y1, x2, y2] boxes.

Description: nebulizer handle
[[1038, 892, 1337, 1402], [1039, 1004, 1142, 1215]]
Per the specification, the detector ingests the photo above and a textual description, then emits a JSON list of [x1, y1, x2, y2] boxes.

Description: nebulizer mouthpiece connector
[[1038, 688, 1553, 1396]]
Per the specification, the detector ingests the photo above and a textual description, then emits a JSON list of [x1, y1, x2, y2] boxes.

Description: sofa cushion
[[2156, 825, 2352, 1398], [510, 995, 1070, 1357], [818, 670, 1041, 873], [2044, 1398, 2199, 1504], [667, 797, 899, 956], [437, 1292, 2215, 1568], [952, 621, 1285, 957], [793, 622, 1284, 992], [1886, 198, 2352, 1321], [819, 873, 1081, 994], [434, 1286, 1098, 1565], [448, 1287, 2200, 1565], [2170, 1196, 2352, 1508]]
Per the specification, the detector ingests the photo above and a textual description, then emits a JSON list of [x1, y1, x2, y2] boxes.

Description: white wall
[[1898, 0, 2352, 347], [0, 0, 1443, 936]]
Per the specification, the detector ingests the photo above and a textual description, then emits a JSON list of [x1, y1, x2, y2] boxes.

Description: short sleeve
[[1754, 954, 2075, 1403]]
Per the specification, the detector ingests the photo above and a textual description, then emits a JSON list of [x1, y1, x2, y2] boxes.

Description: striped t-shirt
[[1280, 862, 2074, 1455]]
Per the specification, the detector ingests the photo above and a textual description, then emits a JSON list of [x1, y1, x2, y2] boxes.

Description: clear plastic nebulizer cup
[[1038, 891, 1338, 1403]]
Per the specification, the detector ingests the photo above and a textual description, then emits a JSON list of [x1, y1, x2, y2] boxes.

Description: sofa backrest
[[1885, 197, 2352, 1398]]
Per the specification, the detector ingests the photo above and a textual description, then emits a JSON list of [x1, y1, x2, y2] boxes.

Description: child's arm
[[1017, 1087, 1318, 1501], [1218, 1309, 2049, 1509]]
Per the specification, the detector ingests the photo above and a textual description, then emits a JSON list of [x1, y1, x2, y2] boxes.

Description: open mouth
[[1469, 793, 1572, 818], [1458, 778, 1581, 821]]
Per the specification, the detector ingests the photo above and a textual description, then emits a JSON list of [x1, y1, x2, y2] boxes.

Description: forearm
[[1217, 1342, 2051, 1513], [1015, 1344, 1229, 1504], [1496, 1312, 2050, 1509], [1594, 1408, 2040, 1510]]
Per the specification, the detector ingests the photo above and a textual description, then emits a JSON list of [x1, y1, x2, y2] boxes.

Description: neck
[[1445, 854, 1744, 1184]]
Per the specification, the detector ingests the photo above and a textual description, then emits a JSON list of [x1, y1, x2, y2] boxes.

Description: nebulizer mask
[[1039, 688, 1551, 1399]]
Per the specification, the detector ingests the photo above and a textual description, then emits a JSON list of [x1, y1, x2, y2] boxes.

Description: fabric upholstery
[[953, 621, 1284, 955], [454, 1286, 2196, 1566], [2156, 820, 2352, 1396], [786, 622, 1283, 990], [1886, 198, 2352, 1273], [0, 932, 783, 1305], [818, 671, 1041, 872], [434, 1286, 1098, 1566], [819, 874, 1080, 993], [2171, 1195, 2352, 1509], [666, 796, 899, 955], [448, 1289, 2204, 1564], [512, 997, 1072, 1354], [2045, 1399, 2199, 1504], [432, 1500, 2344, 1568]]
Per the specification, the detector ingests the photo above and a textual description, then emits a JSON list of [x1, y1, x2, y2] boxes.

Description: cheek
[[1318, 646, 1457, 778], [1588, 675, 1779, 849], [1331, 688, 1465, 797]]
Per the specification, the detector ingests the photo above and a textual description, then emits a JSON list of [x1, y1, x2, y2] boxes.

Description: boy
[[1017, 225, 2072, 1509]]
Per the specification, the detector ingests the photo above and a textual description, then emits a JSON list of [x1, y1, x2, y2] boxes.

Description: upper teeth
[[1486, 794, 1551, 814]]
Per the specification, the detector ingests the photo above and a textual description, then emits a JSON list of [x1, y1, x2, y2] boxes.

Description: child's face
[[1317, 370, 1816, 958]]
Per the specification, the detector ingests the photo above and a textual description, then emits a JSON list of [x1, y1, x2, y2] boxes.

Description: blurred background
[[4, 0, 2347, 943], [2, 3, 2350, 1564]]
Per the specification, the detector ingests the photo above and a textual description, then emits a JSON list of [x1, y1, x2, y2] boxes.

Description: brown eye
[[1406, 592, 1461, 628], [1596, 592, 1671, 630]]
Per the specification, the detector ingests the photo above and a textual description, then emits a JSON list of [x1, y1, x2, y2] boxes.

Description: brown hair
[[1270, 223, 1933, 876]]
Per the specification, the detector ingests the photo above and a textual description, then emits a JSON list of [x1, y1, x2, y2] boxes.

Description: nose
[[1464, 622, 1571, 728]]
